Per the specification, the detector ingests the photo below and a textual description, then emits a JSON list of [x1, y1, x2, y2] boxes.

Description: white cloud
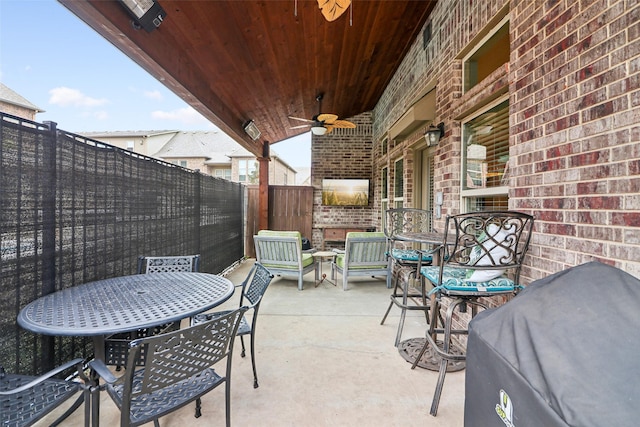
[[144, 90, 163, 101], [79, 110, 109, 120], [151, 106, 210, 125], [49, 87, 108, 108]]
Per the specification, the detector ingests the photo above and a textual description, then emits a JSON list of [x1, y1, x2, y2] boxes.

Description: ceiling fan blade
[[332, 120, 356, 129], [290, 124, 311, 129], [317, 113, 338, 124], [324, 125, 335, 134], [317, 0, 351, 22], [289, 116, 314, 123]]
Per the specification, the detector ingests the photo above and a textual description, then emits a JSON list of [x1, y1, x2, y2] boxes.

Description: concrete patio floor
[[41, 259, 465, 426]]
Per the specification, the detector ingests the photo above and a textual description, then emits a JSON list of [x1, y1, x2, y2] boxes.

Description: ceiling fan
[[289, 94, 356, 135], [317, 0, 351, 22]]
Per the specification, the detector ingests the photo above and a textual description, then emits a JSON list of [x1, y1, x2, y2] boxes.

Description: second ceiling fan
[[289, 94, 356, 135]]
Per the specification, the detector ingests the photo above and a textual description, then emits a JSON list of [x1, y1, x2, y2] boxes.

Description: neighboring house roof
[[0, 82, 44, 112], [81, 130, 177, 138], [155, 131, 251, 164], [155, 131, 295, 171]]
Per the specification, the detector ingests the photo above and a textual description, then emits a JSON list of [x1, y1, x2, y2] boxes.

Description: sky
[[0, 0, 311, 168]]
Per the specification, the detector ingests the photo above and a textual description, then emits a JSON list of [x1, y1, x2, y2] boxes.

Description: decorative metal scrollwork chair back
[[416, 211, 534, 416], [380, 208, 435, 346]]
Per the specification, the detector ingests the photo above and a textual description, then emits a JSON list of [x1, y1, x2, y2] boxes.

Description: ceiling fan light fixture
[[311, 126, 327, 136]]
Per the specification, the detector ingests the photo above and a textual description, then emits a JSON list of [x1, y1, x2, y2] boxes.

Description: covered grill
[[464, 261, 639, 426]]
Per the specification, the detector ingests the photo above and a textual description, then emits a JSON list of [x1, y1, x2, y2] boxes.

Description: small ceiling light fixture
[[311, 126, 327, 136], [425, 122, 444, 146], [120, 0, 166, 32], [243, 120, 261, 140]]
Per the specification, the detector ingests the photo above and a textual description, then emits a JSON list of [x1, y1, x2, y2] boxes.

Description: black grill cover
[[464, 261, 640, 427]]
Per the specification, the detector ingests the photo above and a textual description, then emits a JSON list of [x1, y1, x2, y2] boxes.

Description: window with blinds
[[461, 98, 510, 212], [463, 99, 509, 190]]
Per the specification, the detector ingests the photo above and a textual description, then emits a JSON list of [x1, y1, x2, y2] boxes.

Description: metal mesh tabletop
[[17, 273, 234, 336]]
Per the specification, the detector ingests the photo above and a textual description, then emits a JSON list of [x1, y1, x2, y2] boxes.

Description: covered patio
[[37, 260, 465, 426], [4, 0, 639, 424]]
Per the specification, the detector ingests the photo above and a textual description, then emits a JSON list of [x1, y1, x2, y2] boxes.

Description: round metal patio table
[[17, 271, 234, 426]]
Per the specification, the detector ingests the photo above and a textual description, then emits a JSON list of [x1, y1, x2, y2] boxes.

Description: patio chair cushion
[[390, 248, 432, 263], [421, 265, 516, 294], [466, 224, 514, 282], [335, 254, 387, 269], [261, 252, 315, 269], [257, 229, 314, 269]]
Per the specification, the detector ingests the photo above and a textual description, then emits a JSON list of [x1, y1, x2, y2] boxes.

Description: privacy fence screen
[[0, 114, 245, 375]]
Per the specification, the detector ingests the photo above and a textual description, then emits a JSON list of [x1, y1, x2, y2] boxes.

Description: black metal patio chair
[[89, 307, 247, 427], [0, 358, 90, 427], [415, 211, 534, 416], [380, 208, 435, 346], [192, 262, 274, 388], [104, 255, 200, 369]]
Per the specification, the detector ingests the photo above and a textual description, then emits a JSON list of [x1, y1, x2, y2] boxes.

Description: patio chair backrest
[[241, 263, 274, 308], [442, 211, 534, 283], [384, 208, 433, 239], [122, 308, 246, 400], [137, 254, 200, 274], [0, 358, 87, 427], [343, 232, 388, 267]]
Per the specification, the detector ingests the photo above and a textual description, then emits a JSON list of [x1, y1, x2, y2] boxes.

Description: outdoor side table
[[313, 250, 337, 287]]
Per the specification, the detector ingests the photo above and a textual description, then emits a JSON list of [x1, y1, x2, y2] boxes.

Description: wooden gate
[[245, 185, 314, 257]]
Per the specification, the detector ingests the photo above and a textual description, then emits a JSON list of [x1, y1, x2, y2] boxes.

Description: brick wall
[[509, 0, 640, 279], [368, 0, 640, 283], [310, 112, 374, 248]]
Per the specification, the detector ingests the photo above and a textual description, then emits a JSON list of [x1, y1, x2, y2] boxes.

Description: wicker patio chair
[[0, 358, 89, 427], [380, 208, 435, 346], [416, 211, 534, 416], [89, 307, 247, 427], [192, 262, 274, 388], [104, 255, 200, 369]]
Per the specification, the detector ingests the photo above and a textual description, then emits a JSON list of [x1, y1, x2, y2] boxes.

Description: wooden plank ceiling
[[58, 0, 436, 156]]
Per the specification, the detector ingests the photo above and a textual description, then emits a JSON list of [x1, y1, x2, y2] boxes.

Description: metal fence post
[[40, 121, 58, 370], [194, 169, 202, 257]]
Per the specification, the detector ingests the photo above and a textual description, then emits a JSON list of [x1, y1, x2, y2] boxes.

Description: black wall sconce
[[120, 0, 166, 32], [425, 122, 444, 146]]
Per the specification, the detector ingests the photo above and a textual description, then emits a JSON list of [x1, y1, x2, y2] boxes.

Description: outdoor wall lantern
[[311, 126, 328, 136], [425, 122, 444, 146], [120, 0, 166, 32], [243, 120, 262, 140]]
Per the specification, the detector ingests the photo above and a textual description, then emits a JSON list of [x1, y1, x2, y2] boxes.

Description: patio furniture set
[[11, 211, 634, 425], [3, 256, 274, 427]]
